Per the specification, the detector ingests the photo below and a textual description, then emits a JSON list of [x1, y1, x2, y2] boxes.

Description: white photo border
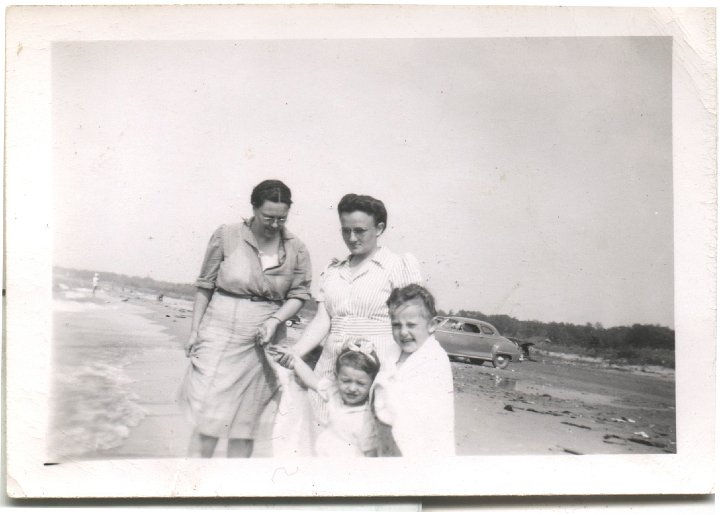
[[4, 5, 716, 498]]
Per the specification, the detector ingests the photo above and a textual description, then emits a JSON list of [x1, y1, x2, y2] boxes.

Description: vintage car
[[434, 316, 522, 369]]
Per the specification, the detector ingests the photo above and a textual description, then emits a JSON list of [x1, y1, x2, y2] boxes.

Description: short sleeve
[[194, 225, 225, 290], [389, 252, 423, 290], [285, 242, 313, 301]]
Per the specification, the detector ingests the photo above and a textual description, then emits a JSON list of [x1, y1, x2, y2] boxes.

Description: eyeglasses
[[259, 215, 287, 225], [341, 228, 370, 238]]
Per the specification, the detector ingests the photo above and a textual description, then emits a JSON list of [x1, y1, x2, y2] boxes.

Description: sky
[[52, 37, 673, 328]]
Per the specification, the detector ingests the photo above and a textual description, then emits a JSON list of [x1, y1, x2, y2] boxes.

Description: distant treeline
[[440, 309, 675, 367], [54, 266, 674, 367], [54, 266, 197, 300]]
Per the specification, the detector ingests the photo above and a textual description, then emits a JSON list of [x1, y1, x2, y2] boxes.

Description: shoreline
[[50, 285, 676, 460]]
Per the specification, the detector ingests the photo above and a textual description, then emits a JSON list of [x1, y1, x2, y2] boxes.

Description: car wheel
[[285, 320, 293, 327], [492, 355, 510, 369], [470, 359, 485, 366]]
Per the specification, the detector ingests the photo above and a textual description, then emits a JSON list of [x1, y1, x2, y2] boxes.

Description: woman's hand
[[256, 317, 281, 346], [185, 330, 199, 357]]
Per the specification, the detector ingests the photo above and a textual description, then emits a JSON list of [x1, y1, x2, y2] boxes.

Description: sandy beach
[[48, 285, 676, 461]]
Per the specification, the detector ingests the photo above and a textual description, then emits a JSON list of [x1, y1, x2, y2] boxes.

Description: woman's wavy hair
[[337, 193, 387, 227], [251, 180, 293, 208], [386, 283, 438, 319]]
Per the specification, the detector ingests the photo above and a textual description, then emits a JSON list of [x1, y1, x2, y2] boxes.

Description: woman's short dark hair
[[251, 180, 293, 208], [335, 349, 381, 381], [337, 193, 387, 227], [386, 284, 438, 319]]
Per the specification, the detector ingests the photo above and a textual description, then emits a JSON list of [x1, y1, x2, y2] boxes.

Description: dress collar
[[242, 217, 294, 247], [398, 335, 440, 367], [335, 246, 391, 269]]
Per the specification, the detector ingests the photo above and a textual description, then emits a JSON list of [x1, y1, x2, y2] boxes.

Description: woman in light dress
[[276, 193, 422, 449], [179, 179, 312, 458]]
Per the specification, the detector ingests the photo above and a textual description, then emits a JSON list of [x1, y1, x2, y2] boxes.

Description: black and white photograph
[[4, 5, 716, 499]]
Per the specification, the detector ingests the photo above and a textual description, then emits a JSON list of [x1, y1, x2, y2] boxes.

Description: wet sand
[[49, 286, 675, 461], [453, 356, 675, 455]]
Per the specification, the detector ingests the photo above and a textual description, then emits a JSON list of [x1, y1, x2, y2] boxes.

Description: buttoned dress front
[[178, 220, 312, 439], [310, 247, 422, 425]]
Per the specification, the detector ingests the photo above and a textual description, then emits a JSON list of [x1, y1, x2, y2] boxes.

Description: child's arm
[[289, 356, 320, 393], [276, 352, 330, 402], [269, 348, 330, 401]]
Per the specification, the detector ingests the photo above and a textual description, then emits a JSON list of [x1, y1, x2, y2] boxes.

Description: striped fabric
[[309, 247, 423, 425]]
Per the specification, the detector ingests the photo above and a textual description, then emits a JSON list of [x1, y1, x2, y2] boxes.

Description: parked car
[[434, 316, 522, 369]]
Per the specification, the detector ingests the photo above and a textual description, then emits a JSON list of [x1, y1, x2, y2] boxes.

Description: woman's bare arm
[[276, 302, 331, 367], [186, 288, 213, 356], [257, 298, 304, 345], [271, 298, 303, 323], [190, 288, 213, 331], [290, 301, 331, 357]]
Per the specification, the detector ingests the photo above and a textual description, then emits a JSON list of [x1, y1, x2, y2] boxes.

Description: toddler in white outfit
[[272, 340, 380, 457]]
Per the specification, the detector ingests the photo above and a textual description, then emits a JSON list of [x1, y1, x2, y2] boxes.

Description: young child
[[372, 284, 456, 457], [271, 340, 380, 457]]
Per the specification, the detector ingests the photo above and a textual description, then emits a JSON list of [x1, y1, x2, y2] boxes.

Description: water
[[48, 293, 173, 461]]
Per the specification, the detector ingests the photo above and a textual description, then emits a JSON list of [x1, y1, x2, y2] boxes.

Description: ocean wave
[[49, 358, 148, 459], [48, 312, 153, 460]]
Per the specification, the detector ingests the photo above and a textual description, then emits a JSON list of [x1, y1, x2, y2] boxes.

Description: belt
[[215, 288, 282, 304]]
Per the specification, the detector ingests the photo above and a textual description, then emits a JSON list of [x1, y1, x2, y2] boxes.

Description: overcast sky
[[52, 37, 673, 328]]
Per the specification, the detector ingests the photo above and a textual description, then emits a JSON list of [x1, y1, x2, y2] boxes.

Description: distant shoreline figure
[[178, 179, 312, 458], [92, 273, 99, 296], [372, 284, 456, 457], [277, 193, 422, 444]]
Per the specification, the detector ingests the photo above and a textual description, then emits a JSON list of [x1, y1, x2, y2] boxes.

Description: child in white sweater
[[372, 284, 456, 457]]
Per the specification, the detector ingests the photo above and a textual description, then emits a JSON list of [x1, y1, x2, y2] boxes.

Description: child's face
[[336, 366, 373, 406], [390, 301, 437, 354]]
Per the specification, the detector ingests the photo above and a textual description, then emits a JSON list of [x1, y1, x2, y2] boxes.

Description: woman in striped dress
[[278, 193, 422, 433]]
